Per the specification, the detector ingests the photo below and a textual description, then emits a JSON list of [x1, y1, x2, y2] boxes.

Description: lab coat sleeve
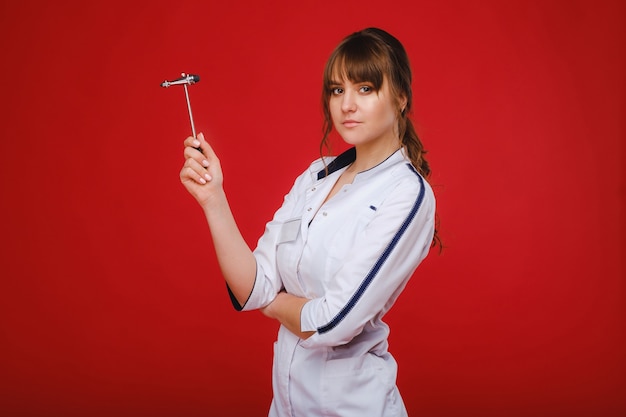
[[299, 173, 435, 348], [228, 165, 315, 311]]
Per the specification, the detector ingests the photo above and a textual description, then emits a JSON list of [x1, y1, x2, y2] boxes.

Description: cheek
[[329, 99, 342, 121], [377, 103, 398, 126]]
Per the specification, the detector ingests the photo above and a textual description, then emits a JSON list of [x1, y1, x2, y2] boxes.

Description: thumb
[[197, 132, 218, 159]]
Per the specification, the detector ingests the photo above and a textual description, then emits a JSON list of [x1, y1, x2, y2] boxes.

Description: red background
[[1, 1, 624, 416]]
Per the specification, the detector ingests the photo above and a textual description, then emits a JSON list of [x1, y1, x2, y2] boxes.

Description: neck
[[348, 139, 402, 173]]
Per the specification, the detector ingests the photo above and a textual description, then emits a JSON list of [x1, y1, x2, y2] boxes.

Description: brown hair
[[320, 27, 442, 250]]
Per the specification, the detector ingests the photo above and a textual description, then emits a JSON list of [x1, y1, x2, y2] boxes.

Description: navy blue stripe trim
[[317, 163, 425, 334], [317, 147, 356, 180]]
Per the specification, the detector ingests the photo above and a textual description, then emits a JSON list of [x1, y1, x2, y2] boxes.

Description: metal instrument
[[160, 73, 200, 138]]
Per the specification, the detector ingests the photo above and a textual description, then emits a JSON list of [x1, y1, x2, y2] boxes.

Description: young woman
[[180, 27, 438, 417]]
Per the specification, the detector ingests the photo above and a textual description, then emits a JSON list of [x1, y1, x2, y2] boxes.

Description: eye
[[331, 87, 344, 95], [359, 85, 373, 94]]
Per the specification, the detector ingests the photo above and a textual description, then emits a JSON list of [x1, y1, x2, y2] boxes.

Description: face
[[328, 75, 403, 149]]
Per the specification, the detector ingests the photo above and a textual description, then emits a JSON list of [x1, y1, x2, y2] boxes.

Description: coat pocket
[[278, 217, 301, 244], [320, 353, 401, 416]]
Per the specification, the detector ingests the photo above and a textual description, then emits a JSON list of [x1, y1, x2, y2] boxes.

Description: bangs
[[323, 37, 388, 93]]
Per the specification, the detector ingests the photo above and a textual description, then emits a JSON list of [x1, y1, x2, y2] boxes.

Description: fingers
[[181, 157, 212, 185], [183, 132, 210, 168], [183, 136, 204, 155], [181, 132, 223, 189], [183, 133, 218, 161], [183, 143, 208, 161]]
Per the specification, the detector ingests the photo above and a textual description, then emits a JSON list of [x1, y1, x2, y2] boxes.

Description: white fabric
[[243, 148, 435, 416]]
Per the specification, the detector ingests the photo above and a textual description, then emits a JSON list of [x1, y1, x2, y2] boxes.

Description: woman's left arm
[[262, 173, 435, 343], [298, 174, 435, 348]]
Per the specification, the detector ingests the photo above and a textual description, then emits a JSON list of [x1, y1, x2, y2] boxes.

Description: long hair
[[320, 27, 442, 250]]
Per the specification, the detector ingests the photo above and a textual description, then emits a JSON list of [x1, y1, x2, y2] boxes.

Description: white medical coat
[[230, 147, 435, 416]]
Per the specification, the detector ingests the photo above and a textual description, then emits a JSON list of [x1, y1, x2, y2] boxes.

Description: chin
[[338, 132, 365, 146]]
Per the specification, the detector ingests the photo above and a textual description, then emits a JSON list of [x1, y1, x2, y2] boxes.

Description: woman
[[180, 27, 438, 417]]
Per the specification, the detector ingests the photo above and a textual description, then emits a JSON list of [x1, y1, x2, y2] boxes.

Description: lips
[[342, 120, 361, 128]]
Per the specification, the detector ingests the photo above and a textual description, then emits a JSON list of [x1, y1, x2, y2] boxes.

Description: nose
[[341, 90, 356, 113]]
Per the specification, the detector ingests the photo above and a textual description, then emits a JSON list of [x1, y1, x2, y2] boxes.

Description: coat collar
[[316, 147, 406, 182], [316, 148, 356, 180]]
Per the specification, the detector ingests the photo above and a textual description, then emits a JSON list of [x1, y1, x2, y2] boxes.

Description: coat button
[[322, 212, 327, 216]]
